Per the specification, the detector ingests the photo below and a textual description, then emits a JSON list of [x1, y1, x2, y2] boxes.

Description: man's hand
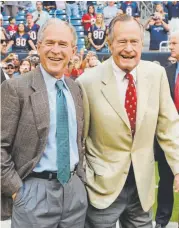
[[174, 173, 179, 192], [12, 192, 17, 201]]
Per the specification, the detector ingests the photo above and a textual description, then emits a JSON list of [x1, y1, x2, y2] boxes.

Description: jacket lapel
[[101, 58, 131, 130], [30, 66, 50, 141], [135, 61, 152, 133]]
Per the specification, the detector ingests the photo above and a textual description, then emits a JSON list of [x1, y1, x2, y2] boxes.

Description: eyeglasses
[[1, 40, 8, 44], [7, 67, 15, 69]]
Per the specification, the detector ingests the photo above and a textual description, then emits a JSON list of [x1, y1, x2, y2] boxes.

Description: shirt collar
[[177, 61, 179, 72], [112, 57, 137, 82], [40, 64, 69, 91]]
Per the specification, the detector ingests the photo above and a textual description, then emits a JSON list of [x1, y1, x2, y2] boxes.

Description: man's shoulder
[[138, 60, 165, 72], [78, 59, 109, 84]]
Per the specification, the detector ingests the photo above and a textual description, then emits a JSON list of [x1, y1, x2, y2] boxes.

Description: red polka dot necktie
[[174, 73, 179, 112], [125, 73, 137, 137]]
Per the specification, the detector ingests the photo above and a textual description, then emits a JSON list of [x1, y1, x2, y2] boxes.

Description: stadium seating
[[70, 19, 82, 26], [70, 15, 81, 20], [77, 38, 85, 50], [76, 31, 85, 38], [3, 16, 10, 21], [56, 14, 67, 21], [2, 20, 9, 29], [74, 25, 84, 32], [15, 16, 25, 21]]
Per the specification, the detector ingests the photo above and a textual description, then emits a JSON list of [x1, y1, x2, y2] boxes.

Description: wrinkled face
[[18, 24, 25, 32], [109, 20, 143, 73], [89, 56, 98, 67], [37, 24, 76, 78], [36, 2, 43, 11], [169, 34, 179, 61]]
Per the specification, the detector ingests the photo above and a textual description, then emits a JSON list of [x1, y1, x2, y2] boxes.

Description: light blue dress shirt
[[175, 61, 179, 83], [34, 65, 79, 172]]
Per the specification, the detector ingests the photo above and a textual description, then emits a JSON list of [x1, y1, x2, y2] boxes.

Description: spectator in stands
[[81, 51, 101, 71], [43, 1, 56, 12], [164, 1, 179, 32], [88, 13, 107, 53], [145, 12, 169, 51], [103, 1, 118, 27], [6, 62, 15, 78], [3, 1, 19, 17], [120, 1, 140, 17], [6, 17, 18, 38], [66, 1, 79, 19], [82, 5, 96, 50], [134, 12, 141, 22], [55, 1, 66, 10], [0, 14, 10, 41], [32, 1, 50, 27], [0, 39, 8, 58], [165, 1, 179, 21], [6, 23, 36, 53], [18, 59, 32, 75], [155, 3, 168, 23], [69, 53, 84, 80], [26, 13, 40, 48]]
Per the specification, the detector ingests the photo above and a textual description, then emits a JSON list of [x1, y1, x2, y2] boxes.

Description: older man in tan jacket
[[77, 15, 179, 228]]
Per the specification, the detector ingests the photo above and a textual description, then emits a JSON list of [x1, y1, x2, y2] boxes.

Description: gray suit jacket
[[1, 66, 85, 220]]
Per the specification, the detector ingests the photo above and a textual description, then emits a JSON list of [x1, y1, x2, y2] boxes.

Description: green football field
[[153, 163, 179, 222]]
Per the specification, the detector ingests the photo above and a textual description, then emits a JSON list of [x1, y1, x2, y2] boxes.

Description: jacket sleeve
[[1, 80, 23, 196]]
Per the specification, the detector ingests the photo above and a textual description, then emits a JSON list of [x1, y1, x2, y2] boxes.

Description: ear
[[107, 38, 113, 53], [36, 41, 41, 56], [72, 45, 77, 56]]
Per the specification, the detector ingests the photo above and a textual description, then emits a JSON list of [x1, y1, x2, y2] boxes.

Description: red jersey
[[6, 25, 18, 37], [82, 13, 96, 32]]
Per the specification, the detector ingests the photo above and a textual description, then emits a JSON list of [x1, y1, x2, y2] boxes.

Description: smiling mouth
[[48, 57, 63, 61], [121, 55, 134, 59]]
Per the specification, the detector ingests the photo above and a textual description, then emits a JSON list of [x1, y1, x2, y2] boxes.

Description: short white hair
[[37, 18, 78, 46]]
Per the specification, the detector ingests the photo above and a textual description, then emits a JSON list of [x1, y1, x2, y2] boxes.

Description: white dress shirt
[[112, 58, 137, 106]]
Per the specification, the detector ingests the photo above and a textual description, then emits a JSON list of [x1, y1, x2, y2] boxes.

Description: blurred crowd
[[1, 1, 179, 80]]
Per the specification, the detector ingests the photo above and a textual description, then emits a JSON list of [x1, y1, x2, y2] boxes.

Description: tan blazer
[[77, 58, 179, 212], [1, 66, 85, 220]]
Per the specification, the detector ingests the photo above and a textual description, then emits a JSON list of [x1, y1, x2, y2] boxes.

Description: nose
[[124, 42, 133, 52], [50, 43, 61, 54]]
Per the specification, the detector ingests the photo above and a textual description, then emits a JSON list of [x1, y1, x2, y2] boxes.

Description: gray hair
[[37, 18, 78, 46], [108, 15, 144, 43], [169, 31, 179, 39]]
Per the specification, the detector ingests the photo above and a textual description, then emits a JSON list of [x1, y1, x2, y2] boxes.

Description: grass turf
[[153, 162, 179, 222]]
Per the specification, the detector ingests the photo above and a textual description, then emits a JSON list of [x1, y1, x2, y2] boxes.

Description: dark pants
[[11, 174, 88, 228], [155, 142, 174, 226], [85, 166, 153, 228]]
